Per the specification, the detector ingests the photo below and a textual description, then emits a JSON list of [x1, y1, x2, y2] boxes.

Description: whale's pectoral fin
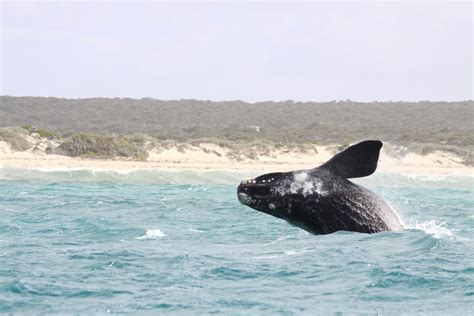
[[317, 140, 383, 178]]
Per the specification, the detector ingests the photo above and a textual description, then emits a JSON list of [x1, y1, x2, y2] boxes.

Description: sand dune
[[0, 140, 471, 175]]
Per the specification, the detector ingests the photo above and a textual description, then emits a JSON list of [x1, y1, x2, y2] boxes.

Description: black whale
[[237, 140, 405, 235]]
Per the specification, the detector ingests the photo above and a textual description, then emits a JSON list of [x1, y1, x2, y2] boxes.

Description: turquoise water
[[0, 168, 473, 314]]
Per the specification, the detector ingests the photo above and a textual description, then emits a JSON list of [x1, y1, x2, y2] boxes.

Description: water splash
[[136, 229, 165, 240], [411, 220, 454, 239]]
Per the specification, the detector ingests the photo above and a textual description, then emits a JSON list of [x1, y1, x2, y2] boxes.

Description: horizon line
[[1, 95, 473, 104]]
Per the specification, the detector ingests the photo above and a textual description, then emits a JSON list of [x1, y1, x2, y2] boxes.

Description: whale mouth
[[247, 185, 272, 198], [237, 181, 272, 200]]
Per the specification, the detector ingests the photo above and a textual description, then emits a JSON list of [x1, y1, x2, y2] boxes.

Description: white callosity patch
[[273, 172, 326, 197], [291, 179, 317, 197], [238, 192, 255, 205], [294, 172, 308, 183]]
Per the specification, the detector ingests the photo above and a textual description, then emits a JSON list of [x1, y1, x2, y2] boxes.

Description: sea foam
[[137, 229, 165, 239], [411, 220, 454, 239]]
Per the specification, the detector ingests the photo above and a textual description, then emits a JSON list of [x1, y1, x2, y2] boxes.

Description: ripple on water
[[0, 173, 473, 314]]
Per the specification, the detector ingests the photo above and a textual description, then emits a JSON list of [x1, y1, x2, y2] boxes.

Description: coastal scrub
[[0, 127, 33, 151], [58, 132, 148, 160]]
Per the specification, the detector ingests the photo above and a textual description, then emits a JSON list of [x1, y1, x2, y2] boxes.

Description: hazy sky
[[1, 1, 472, 101]]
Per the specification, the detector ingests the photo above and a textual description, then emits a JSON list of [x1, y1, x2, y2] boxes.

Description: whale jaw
[[237, 177, 283, 215], [237, 192, 255, 206]]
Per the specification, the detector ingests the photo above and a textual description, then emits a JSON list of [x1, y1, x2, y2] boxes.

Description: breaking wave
[[0, 167, 250, 185], [1, 167, 472, 189], [409, 220, 454, 239]]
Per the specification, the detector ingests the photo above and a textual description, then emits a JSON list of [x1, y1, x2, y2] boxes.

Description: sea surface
[[0, 168, 473, 315]]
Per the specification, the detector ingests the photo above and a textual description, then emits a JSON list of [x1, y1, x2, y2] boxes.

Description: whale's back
[[286, 179, 404, 234]]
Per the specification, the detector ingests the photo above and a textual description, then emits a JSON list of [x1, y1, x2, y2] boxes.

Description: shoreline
[[1, 143, 472, 176]]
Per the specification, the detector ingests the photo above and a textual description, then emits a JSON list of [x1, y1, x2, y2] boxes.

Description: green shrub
[[20, 125, 60, 139], [58, 132, 148, 160], [36, 129, 60, 139], [126, 133, 157, 149], [0, 127, 33, 151]]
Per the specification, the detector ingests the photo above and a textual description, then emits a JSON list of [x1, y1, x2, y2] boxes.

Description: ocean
[[0, 168, 472, 314]]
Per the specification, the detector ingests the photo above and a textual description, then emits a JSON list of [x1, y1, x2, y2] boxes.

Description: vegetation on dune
[[125, 133, 158, 150], [21, 125, 61, 139], [36, 129, 60, 139], [21, 125, 60, 139], [57, 132, 148, 160], [1, 126, 473, 165], [408, 142, 473, 166], [0, 96, 472, 164], [0, 127, 33, 151]]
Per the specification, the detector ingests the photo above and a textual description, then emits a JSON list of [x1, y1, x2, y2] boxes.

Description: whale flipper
[[318, 140, 383, 178]]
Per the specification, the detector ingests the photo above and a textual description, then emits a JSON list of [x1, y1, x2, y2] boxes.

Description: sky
[[1, 1, 472, 102]]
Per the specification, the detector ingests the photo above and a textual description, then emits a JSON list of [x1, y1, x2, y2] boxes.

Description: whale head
[[237, 170, 328, 220], [237, 171, 294, 219]]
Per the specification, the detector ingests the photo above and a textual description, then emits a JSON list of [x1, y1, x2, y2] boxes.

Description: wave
[[354, 171, 474, 190], [0, 167, 252, 185], [1, 167, 472, 188]]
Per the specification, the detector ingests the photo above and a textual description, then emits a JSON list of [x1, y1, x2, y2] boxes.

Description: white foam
[[189, 228, 205, 233], [411, 220, 454, 239], [254, 248, 315, 260], [264, 235, 293, 246], [285, 247, 316, 256], [137, 229, 165, 239]]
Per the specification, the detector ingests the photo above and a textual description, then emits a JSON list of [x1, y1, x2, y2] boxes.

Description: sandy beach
[[1, 140, 472, 175]]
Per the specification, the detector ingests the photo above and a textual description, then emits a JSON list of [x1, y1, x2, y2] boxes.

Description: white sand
[[0, 140, 472, 175]]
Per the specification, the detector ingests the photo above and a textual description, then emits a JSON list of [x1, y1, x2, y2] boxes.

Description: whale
[[237, 140, 405, 234]]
